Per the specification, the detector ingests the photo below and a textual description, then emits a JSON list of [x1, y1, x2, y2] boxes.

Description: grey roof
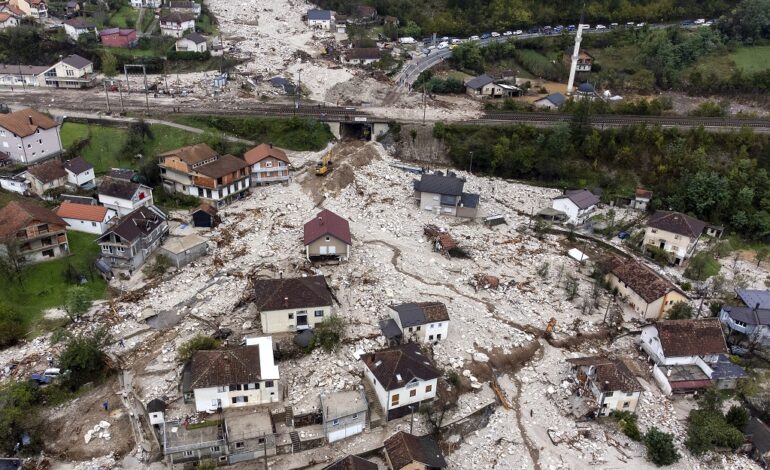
[[555, 189, 600, 209], [98, 206, 166, 243], [183, 32, 206, 44], [414, 173, 465, 196], [710, 354, 746, 380], [647, 210, 706, 238], [379, 318, 402, 339], [64, 156, 93, 174], [63, 17, 95, 28], [465, 73, 494, 90], [146, 398, 166, 413], [94, 258, 112, 274], [460, 192, 479, 208], [577, 82, 595, 93], [307, 9, 332, 20], [539, 92, 566, 106], [61, 54, 92, 69], [745, 418, 770, 456], [737, 289, 770, 310], [390, 302, 449, 327], [721, 305, 770, 326]]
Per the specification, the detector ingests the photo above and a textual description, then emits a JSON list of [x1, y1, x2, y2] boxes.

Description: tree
[[59, 328, 113, 390], [725, 405, 749, 429], [667, 301, 694, 320], [0, 381, 42, 454], [177, 335, 219, 363], [564, 275, 579, 301], [310, 316, 346, 353], [63, 286, 92, 322], [684, 252, 720, 281], [756, 246, 770, 267], [698, 386, 724, 413], [0, 239, 28, 288], [100, 50, 117, 77], [0, 305, 26, 349], [644, 427, 680, 466]]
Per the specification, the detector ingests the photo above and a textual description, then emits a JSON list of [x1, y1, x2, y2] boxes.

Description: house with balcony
[[566, 356, 642, 417], [252, 275, 334, 334], [0, 108, 63, 164], [0, 201, 69, 263], [64, 156, 95, 189], [643, 210, 706, 266], [562, 49, 593, 72], [169, 0, 201, 17], [9, 0, 47, 18], [551, 189, 600, 225], [96, 205, 168, 272], [159, 143, 250, 208], [159, 12, 195, 37], [604, 257, 688, 320], [380, 301, 449, 345], [25, 159, 67, 197], [306, 9, 333, 29], [98, 176, 154, 216], [720, 289, 770, 347], [0, 64, 47, 87], [243, 143, 290, 185], [413, 172, 480, 218], [41, 54, 96, 88]]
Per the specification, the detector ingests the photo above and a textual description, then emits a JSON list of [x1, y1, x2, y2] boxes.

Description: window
[[438, 323, 442, 327], [66, 69, 74, 76], [246, 383, 257, 390], [101, 245, 111, 253], [232, 396, 249, 404], [217, 386, 227, 392], [42, 249, 54, 257], [91, 222, 97, 227], [605, 391, 614, 397], [623, 402, 630, 408], [674, 234, 680, 240], [651, 228, 657, 233], [352, 413, 358, 419], [229, 384, 243, 391], [430, 324, 434, 328], [210, 446, 221, 452], [265, 161, 273, 168], [416, 326, 421, 331], [184, 450, 194, 457], [218, 456, 227, 462], [314, 310, 324, 317], [408, 327, 413, 332], [429, 335, 434, 341], [410, 389, 416, 397], [38, 139, 42, 144], [211, 399, 219, 407], [116, 246, 125, 254], [626, 392, 634, 397], [288, 313, 294, 320], [425, 384, 433, 393], [332, 418, 339, 426], [391, 394, 399, 406], [265, 380, 274, 388], [235, 442, 244, 449], [0, 131, 5, 137], [325, 236, 330, 241], [257, 437, 265, 444]]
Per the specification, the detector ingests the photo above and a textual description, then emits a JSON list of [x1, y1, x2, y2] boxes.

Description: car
[[491, 31, 500, 37], [451, 38, 462, 44], [554, 26, 564, 33], [469, 35, 480, 41], [480, 33, 491, 39], [580, 24, 590, 29], [703, 21, 713, 26], [527, 27, 540, 34], [595, 24, 607, 30], [567, 25, 576, 32], [441, 36, 449, 41], [450, 44, 458, 49], [514, 29, 523, 35], [680, 20, 694, 26], [694, 18, 705, 25], [437, 41, 449, 49], [626, 21, 635, 27], [43, 368, 63, 378], [636, 22, 646, 27], [610, 22, 619, 28], [503, 31, 513, 36], [30, 373, 51, 385], [618, 231, 631, 240]]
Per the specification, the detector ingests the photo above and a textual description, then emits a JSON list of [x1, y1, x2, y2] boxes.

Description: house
[[303, 209, 351, 262], [188, 337, 280, 412], [63, 156, 95, 189], [644, 210, 706, 265], [0, 108, 62, 164], [175, 32, 207, 52], [566, 356, 642, 417], [381, 302, 449, 344], [0, 12, 19, 28], [252, 275, 334, 333], [0, 173, 29, 194], [129, 0, 160, 8], [350, 5, 376, 23], [323, 455, 377, 470], [222, 409, 276, 465], [334, 16, 346, 33], [0, 201, 69, 262], [41, 54, 96, 88], [97, 176, 154, 216], [706, 224, 724, 238], [65, 0, 79, 16], [24, 159, 66, 197], [55, 202, 116, 235], [630, 188, 652, 211], [307, 9, 333, 29], [9, 0, 47, 18], [99, 28, 138, 48], [108, 168, 136, 181], [465, 74, 504, 98], [383, 431, 447, 470], [169, 0, 201, 17], [191, 202, 220, 228], [640, 319, 742, 395], [320, 389, 368, 443], [413, 172, 480, 218], [146, 398, 165, 426], [343, 48, 381, 66], [157, 234, 208, 268], [96, 205, 168, 272], [720, 289, 770, 347], [158, 143, 250, 208], [361, 343, 439, 421], [159, 12, 195, 37], [534, 92, 567, 110], [563, 49, 593, 72], [244, 143, 290, 185], [63, 17, 97, 40], [744, 418, 770, 467], [551, 189, 600, 225], [604, 258, 688, 320], [0, 64, 47, 87]]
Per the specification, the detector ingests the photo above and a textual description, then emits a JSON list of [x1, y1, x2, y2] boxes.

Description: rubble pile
[[84, 420, 113, 444]]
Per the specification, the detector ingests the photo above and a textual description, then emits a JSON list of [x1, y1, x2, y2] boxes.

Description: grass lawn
[[588, 44, 641, 73], [515, 49, 553, 68], [731, 46, 770, 74], [3, 231, 107, 327], [109, 5, 139, 29]]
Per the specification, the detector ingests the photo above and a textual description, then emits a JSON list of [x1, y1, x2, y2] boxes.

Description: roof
[[146, 398, 165, 413], [161, 234, 207, 254], [192, 202, 218, 217], [538, 92, 566, 106], [647, 210, 706, 238], [466, 73, 495, 90], [61, 54, 92, 69], [0, 108, 58, 137], [710, 355, 746, 380], [608, 258, 683, 304], [577, 82, 596, 93], [360, 343, 439, 391], [26, 159, 66, 184], [189, 346, 262, 389], [160, 11, 195, 22], [721, 305, 770, 326], [0, 64, 49, 76], [169, 0, 196, 7], [98, 205, 165, 243], [303, 209, 351, 246], [321, 390, 368, 419], [744, 418, 770, 456], [323, 455, 377, 470], [195, 155, 249, 179], [566, 356, 641, 393], [63, 156, 93, 174], [736, 289, 770, 310], [98, 176, 146, 200], [345, 48, 381, 61], [0, 12, 11, 22], [307, 9, 332, 20], [379, 318, 402, 338], [56, 202, 109, 222], [159, 143, 218, 165], [554, 189, 600, 209], [100, 28, 135, 36], [0, 201, 68, 239], [460, 192, 479, 208], [384, 431, 447, 469], [655, 319, 728, 357], [252, 275, 333, 311], [390, 302, 449, 327], [414, 173, 465, 196], [182, 32, 206, 44], [244, 143, 289, 165], [60, 194, 97, 205], [108, 168, 136, 181], [635, 187, 653, 199], [63, 17, 95, 28]]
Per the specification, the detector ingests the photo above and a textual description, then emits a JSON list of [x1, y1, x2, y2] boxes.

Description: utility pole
[[409, 405, 415, 434], [118, 82, 125, 113], [103, 81, 111, 113], [422, 86, 426, 125], [18, 64, 26, 91], [124, 65, 130, 94], [143, 69, 149, 113], [468, 151, 473, 174]]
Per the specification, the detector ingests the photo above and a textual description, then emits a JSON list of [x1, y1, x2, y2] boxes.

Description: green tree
[[64, 286, 92, 322], [684, 252, 720, 281], [725, 405, 749, 429], [667, 301, 694, 320], [644, 427, 680, 466], [399, 20, 421, 38], [177, 335, 219, 363], [450, 42, 484, 74], [756, 246, 770, 267], [100, 50, 118, 77], [59, 328, 113, 390], [0, 305, 26, 349], [719, 0, 770, 41], [698, 387, 724, 413], [0, 239, 28, 288], [0, 382, 42, 454], [309, 316, 346, 353]]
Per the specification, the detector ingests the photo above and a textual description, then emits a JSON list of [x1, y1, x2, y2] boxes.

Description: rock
[[473, 352, 490, 363], [84, 430, 93, 444], [99, 420, 111, 428], [462, 369, 472, 378]]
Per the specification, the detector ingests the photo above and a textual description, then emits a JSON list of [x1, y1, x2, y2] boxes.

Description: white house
[[604, 258, 688, 320], [175, 32, 207, 52], [343, 48, 381, 66], [189, 339, 280, 413], [55, 202, 116, 235], [551, 189, 600, 225], [630, 188, 652, 211], [129, 0, 160, 7], [361, 343, 439, 421], [0, 174, 29, 194], [381, 302, 449, 344], [0, 64, 47, 87], [252, 275, 334, 334], [0, 12, 19, 29], [720, 289, 770, 347], [63, 156, 95, 189], [41, 54, 96, 88], [97, 176, 154, 216], [413, 172, 480, 218], [534, 92, 567, 110], [566, 356, 642, 417], [159, 12, 195, 38], [644, 210, 706, 266], [146, 398, 166, 426], [0, 108, 63, 164], [63, 17, 97, 40], [307, 9, 333, 29]]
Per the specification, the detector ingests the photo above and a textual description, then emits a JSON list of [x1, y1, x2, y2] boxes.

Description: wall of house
[[259, 305, 332, 333], [61, 215, 112, 235], [99, 237, 143, 270], [28, 175, 66, 197], [0, 125, 62, 164], [455, 205, 478, 219], [149, 411, 164, 425], [66, 168, 94, 187], [251, 157, 289, 183], [652, 364, 673, 396], [418, 191, 457, 216], [598, 390, 641, 416], [160, 19, 195, 37], [643, 227, 695, 264], [227, 434, 277, 464], [385, 378, 437, 411], [175, 38, 206, 52], [323, 409, 367, 441], [158, 242, 208, 269], [306, 235, 349, 259], [606, 273, 686, 320], [551, 198, 579, 224], [0, 176, 28, 194], [193, 381, 280, 412], [98, 190, 153, 216], [420, 320, 448, 342], [307, 18, 331, 29]]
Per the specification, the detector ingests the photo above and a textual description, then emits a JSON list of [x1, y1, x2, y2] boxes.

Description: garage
[[327, 422, 364, 443]]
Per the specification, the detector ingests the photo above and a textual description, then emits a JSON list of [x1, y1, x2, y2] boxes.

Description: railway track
[[480, 112, 770, 129]]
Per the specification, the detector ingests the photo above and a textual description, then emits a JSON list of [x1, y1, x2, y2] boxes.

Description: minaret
[[566, 16, 584, 95]]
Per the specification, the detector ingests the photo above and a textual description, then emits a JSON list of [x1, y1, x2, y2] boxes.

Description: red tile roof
[[0, 201, 67, 238], [0, 108, 58, 138], [244, 143, 289, 165], [56, 202, 109, 222], [656, 319, 728, 357], [304, 209, 351, 246], [189, 346, 263, 389]]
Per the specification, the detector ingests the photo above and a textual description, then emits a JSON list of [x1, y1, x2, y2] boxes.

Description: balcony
[[253, 175, 289, 183]]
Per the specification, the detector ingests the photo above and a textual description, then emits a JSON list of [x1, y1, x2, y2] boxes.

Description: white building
[[146, 398, 166, 426], [129, 0, 160, 7], [63, 17, 97, 40], [41, 54, 96, 88], [0, 12, 19, 29], [643, 210, 706, 266], [566, 356, 642, 417], [97, 176, 154, 216], [361, 343, 439, 421], [160, 12, 195, 38], [720, 289, 770, 347], [175, 32, 207, 52], [188, 338, 280, 413], [0, 108, 63, 164], [0, 174, 29, 194], [0, 64, 47, 87], [252, 275, 334, 334], [534, 92, 566, 109], [381, 302, 449, 344], [306, 9, 333, 29], [63, 156, 95, 189], [551, 189, 600, 225], [55, 202, 116, 235]]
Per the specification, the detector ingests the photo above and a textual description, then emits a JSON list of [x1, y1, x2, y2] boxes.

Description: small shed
[[191, 203, 220, 228], [568, 248, 589, 263], [157, 234, 209, 268], [147, 398, 166, 426]]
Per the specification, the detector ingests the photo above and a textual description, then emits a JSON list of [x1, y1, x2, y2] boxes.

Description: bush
[[685, 252, 721, 281], [725, 405, 749, 429], [167, 50, 212, 61], [680, 281, 692, 291], [64, 285, 92, 321], [177, 335, 219, 363], [685, 409, 744, 455], [0, 305, 26, 349], [59, 328, 113, 390], [644, 427, 680, 466], [613, 411, 641, 441], [0, 382, 43, 454], [309, 316, 346, 353], [667, 301, 694, 320]]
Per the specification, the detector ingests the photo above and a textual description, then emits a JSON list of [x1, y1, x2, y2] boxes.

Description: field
[[731, 46, 770, 74], [108, 5, 139, 29]]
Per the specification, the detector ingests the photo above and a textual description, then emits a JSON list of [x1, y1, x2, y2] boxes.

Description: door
[[328, 423, 364, 442], [297, 314, 309, 329], [328, 245, 336, 254], [319, 246, 328, 255]]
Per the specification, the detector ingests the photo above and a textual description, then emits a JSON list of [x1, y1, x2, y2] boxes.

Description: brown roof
[[192, 202, 218, 217], [189, 346, 262, 389], [159, 143, 218, 165], [566, 356, 641, 393], [98, 177, 148, 200], [384, 431, 447, 469], [0, 12, 12, 21], [361, 343, 440, 391], [63, 156, 93, 174], [390, 302, 449, 327], [345, 48, 381, 61], [0, 108, 58, 138], [303, 209, 351, 246], [655, 319, 728, 357], [608, 258, 684, 304], [322, 455, 378, 470], [252, 275, 333, 311], [26, 159, 67, 184], [0, 201, 68, 239], [195, 154, 250, 179], [635, 187, 653, 199], [0, 64, 48, 76], [647, 210, 706, 238], [160, 11, 195, 23], [243, 143, 289, 165], [56, 202, 109, 222]]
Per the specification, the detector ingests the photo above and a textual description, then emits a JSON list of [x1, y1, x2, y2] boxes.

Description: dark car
[[480, 33, 491, 39], [527, 27, 540, 34], [680, 20, 694, 26], [30, 373, 51, 385]]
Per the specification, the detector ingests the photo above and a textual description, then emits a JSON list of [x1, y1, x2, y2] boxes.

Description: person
[[118, 338, 125, 348], [103, 400, 109, 412], [47, 356, 53, 367]]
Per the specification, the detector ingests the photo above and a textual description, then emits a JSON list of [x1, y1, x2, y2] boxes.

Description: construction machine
[[545, 317, 557, 336], [315, 150, 333, 176]]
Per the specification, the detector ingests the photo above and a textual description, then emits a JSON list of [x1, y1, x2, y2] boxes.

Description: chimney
[[279, 271, 283, 279], [318, 216, 324, 225], [269, 143, 273, 148], [283, 296, 288, 308], [28, 116, 33, 125]]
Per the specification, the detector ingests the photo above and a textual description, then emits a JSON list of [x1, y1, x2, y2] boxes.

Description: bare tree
[[564, 275, 579, 301], [0, 240, 28, 288]]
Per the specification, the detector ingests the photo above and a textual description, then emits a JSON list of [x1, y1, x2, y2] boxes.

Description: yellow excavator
[[316, 150, 333, 176]]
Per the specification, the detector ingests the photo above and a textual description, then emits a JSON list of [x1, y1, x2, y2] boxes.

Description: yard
[[108, 5, 139, 29], [731, 46, 770, 74]]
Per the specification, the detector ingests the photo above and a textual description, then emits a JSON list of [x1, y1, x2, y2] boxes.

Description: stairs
[[363, 381, 384, 427], [289, 431, 301, 453], [284, 406, 294, 427]]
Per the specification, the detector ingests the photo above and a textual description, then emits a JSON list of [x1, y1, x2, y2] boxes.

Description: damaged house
[[303, 209, 351, 262], [413, 172, 479, 218], [252, 275, 334, 334], [720, 288, 770, 347], [380, 302, 449, 345], [604, 258, 688, 320], [566, 356, 642, 417], [383, 431, 447, 470], [96, 205, 168, 272]]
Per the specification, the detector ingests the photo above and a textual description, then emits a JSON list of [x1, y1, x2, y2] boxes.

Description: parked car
[[680, 20, 694, 26], [437, 41, 449, 49], [554, 26, 564, 33], [480, 33, 491, 39], [469, 35, 480, 41], [527, 27, 540, 34], [694, 18, 705, 25], [626, 21, 636, 27], [636, 22, 646, 27], [703, 21, 713, 26], [503, 31, 513, 36], [595, 24, 607, 29], [514, 29, 523, 35], [451, 38, 462, 44], [491, 31, 500, 37], [567, 25, 576, 31], [43, 368, 63, 378], [609, 22, 619, 28], [581, 24, 590, 29], [30, 373, 51, 385]]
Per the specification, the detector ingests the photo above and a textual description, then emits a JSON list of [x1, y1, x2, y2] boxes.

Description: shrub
[[613, 411, 641, 441], [177, 335, 219, 363], [667, 301, 694, 320], [0, 305, 26, 349], [685, 409, 744, 455], [309, 316, 346, 353], [725, 406, 749, 429], [680, 281, 692, 291], [143, 255, 172, 279], [63, 286, 92, 321], [644, 427, 680, 466], [685, 252, 721, 281], [59, 328, 113, 390]]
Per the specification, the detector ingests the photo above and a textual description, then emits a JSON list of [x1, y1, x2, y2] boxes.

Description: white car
[[503, 31, 513, 36], [437, 41, 449, 49], [43, 368, 62, 378], [514, 29, 523, 35], [595, 24, 607, 30], [491, 31, 500, 37], [451, 38, 462, 44], [581, 24, 590, 29], [703, 21, 713, 26], [637, 22, 646, 27], [694, 18, 705, 25], [470, 35, 480, 41]]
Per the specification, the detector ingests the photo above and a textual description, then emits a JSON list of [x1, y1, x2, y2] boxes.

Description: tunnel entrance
[[340, 122, 373, 141]]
